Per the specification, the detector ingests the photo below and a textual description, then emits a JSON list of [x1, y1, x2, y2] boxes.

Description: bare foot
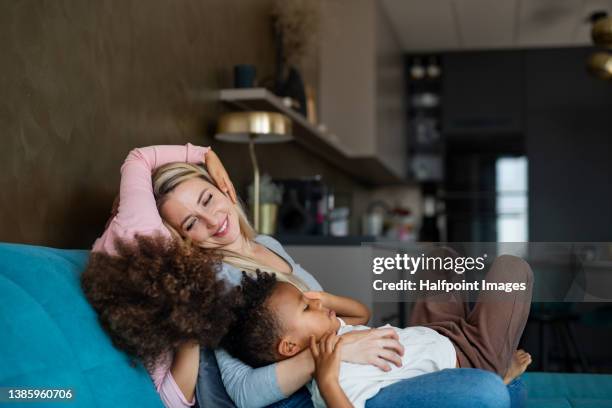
[[503, 349, 532, 384]]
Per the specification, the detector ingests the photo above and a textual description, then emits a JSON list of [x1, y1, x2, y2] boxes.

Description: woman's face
[[159, 177, 241, 248]]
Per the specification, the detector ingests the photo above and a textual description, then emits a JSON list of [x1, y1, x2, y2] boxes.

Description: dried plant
[[272, 0, 321, 66], [248, 174, 283, 204]]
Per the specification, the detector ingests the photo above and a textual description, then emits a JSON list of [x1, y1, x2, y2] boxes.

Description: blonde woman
[[90, 144, 405, 408]]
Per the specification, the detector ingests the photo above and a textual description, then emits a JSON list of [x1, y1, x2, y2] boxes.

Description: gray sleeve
[[214, 348, 285, 408]]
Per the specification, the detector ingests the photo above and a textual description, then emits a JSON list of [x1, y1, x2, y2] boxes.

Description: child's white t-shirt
[[308, 318, 457, 408]]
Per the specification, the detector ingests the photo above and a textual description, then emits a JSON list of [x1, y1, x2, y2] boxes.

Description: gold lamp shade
[[215, 111, 292, 143], [592, 15, 612, 48], [587, 52, 612, 80]]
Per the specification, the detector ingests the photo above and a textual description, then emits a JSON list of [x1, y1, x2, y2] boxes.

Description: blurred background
[[1, 0, 611, 374]]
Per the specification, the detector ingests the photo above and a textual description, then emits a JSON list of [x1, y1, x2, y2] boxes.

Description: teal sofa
[[0, 243, 163, 407], [1, 242, 611, 408]]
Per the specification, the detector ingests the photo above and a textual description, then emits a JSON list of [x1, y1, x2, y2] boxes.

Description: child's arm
[[310, 333, 353, 408], [148, 344, 199, 408], [305, 291, 370, 326], [170, 342, 200, 403]]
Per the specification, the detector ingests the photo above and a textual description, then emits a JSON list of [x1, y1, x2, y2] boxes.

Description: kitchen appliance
[[275, 177, 332, 236]]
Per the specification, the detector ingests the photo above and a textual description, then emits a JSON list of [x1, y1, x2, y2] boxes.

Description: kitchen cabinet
[[524, 49, 612, 241], [319, 0, 408, 181], [442, 51, 524, 136]]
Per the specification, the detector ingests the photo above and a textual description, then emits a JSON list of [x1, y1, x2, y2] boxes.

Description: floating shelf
[[219, 88, 407, 186]]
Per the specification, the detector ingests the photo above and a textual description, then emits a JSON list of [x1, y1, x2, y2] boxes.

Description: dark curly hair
[[222, 271, 284, 368], [81, 235, 239, 368]]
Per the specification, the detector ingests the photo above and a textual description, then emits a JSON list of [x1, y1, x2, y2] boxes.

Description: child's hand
[[304, 291, 330, 307], [310, 331, 343, 386]]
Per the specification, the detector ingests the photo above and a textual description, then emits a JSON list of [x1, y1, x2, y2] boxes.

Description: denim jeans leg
[[264, 387, 313, 408], [264, 369, 523, 408], [507, 377, 527, 408], [365, 369, 511, 408], [196, 348, 238, 408]]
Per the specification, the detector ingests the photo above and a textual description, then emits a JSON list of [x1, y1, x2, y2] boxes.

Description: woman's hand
[[205, 149, 237, 204], [339, 328, 404, 372], [310, 332, 343, 385]]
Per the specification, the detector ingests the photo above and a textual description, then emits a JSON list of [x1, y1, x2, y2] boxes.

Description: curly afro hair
[[222, 271, 283, 368], [81, 235, 239, 368]]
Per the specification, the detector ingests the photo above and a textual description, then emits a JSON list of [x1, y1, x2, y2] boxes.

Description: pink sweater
[[92, 144, 210, 408]]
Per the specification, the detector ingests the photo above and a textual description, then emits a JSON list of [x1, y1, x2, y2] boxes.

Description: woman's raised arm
[[114, 144, 210, 231], [92, 144, 210, 254]]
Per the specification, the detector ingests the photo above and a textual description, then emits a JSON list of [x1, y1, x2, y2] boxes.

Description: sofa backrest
[[0, 243, 163, 407]]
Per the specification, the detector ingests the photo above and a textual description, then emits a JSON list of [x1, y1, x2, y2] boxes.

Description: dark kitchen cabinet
[[524, 47, 612, 242], [525, 47, 612, 112], [442, 51, 524, 137]]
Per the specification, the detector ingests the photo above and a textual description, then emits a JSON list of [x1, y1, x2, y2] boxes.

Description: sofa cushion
[[0, 243, 163, 407], [524, 372, 612, 408], [526, 398, 572, 408]]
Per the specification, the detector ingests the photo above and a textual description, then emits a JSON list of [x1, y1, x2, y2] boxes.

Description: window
[[496, 157, 528, 242]]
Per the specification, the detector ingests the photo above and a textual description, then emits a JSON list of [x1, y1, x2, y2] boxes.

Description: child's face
[[269, 282, 341, 356]]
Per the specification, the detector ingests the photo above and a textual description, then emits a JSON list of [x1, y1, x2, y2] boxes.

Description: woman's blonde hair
[[152, 162, 309, 291]]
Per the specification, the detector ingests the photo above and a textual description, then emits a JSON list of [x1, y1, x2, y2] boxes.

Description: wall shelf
[[219, 88, 407, 186]]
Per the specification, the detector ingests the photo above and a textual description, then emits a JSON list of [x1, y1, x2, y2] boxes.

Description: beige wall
[[0, 0, 365, 248]]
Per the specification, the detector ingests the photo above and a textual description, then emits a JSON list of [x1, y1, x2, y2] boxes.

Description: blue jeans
[[266, 369, 527, 408]]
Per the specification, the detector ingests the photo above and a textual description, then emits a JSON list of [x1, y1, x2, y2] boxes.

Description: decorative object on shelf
[[305, 84, 318, 124], [413, 115, 440, 145], [419, 187, 440, 242], [588, 11, 612, 80], [409, 57, 426, 80], [248, 175, 283, 235], [426, 56, 442, 79], [587, 51, 612, 80], [272, 0, 320, 116], [411, 92, 440, 109], [591, 11, 612, 48], [412, 154, 443, 182], [329, 207, 350, 237], [233, 64, 257, 88], [386, 206, 415, 242], [362, 200, 390, 237], [278, 67, 307, 116], [215, 111, 292, 231]]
